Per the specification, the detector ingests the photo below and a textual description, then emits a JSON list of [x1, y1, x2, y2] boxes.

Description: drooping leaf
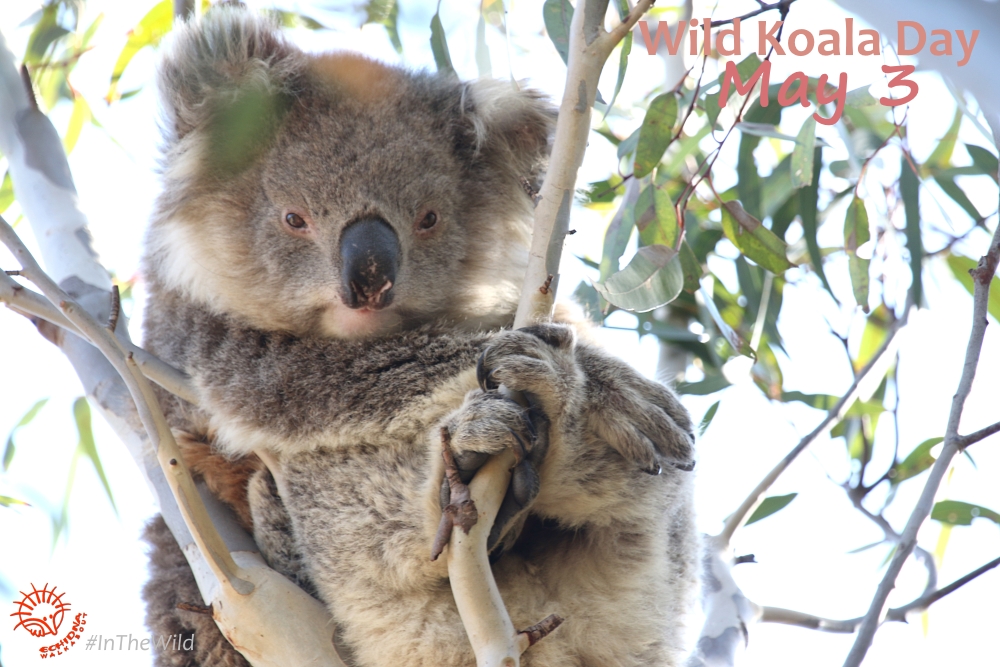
[[780, 391, 838, 410], [616, 126, 641, 159], [700, 280, 754, 358], [0, 171, 14, 214], [678, 239, 703, 293], [900, 156, 923, 307], [746, 493, 798, 526], [720, 200, 792, 274], [0, 495, 30, 508], [934, 176, 984, 222], [603, 32, 631, 118], [892, 437, 943, 485], [735, 122, 802, 144], [798, 147, 834, 297], [932, 500, 1000, 527], [854, 304, 891, 372], [594, 245, 684, 312], [72, 397, 116, 514], [542, 0, 573, 66], [3, 399, 49, 471], [845, 85, 878, 108], [633, 93, 678, 178], [475, 11, 491, 77], [703, 53, 762, 128], [677, 374, 731, 395], [924, 109, 962, 170], [698, 401, 720, 437], [23, 4, 69, 65], [946, 255, 1000, 322], [844, 196, 871, 311], [637, 182, 679, 249], [599, 181, 640, 281], [365, 0, 402, 53], [429, 7, 456, 77], [965, 144, 999, 181], [107, 0, 173, 103], [751, 341, 783, 399], [790, 116, 816, 188], [63, 93, 91, 155], [572, 281, 603, 323]]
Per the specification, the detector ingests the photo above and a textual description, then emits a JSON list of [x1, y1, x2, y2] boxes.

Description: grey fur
[[141, 7, 698, 667]]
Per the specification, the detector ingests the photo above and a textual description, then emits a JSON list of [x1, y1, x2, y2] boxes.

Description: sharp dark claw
[[668, 459, 696, 472], [476, 350, 498, 391], [642, 463, 663, 476]]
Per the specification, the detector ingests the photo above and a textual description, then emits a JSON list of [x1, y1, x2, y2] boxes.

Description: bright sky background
[[0, 1, 997, 666]]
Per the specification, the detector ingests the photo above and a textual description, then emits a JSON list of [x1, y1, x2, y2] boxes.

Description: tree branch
[[720, 313, 906, 546], [760, 554, 1000, 633], [1, 271, 198, 403], [843, 219, 1000, 667], [956, 419, 1000, 448], [710, 0, 797, 27]]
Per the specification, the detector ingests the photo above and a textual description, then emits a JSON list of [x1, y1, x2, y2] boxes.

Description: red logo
[[10, 583, 87, 658], [11, 584, 69, 637]]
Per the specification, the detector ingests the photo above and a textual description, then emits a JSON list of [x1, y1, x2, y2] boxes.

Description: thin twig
[[956, 419, 1000, 448], [760, 555, 1000, 633], [711, 0, 797, 27], [720, 312, 907, 546], [844, 222, 1000, 667]]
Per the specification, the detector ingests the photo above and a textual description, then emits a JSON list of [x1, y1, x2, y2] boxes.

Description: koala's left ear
[[458, 80, 556, 186]]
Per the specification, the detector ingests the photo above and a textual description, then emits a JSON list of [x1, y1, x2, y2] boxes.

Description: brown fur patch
[[175, 431, 261, 531]]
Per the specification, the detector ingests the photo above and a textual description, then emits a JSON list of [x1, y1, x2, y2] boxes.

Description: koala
[[139, 8, 698, 667]]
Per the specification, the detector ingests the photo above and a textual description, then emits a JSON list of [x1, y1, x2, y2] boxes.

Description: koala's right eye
[[282, 210, 313, 237]]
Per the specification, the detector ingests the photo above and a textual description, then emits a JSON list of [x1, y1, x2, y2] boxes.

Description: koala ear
[[458, 80, 556, 188], [157, 6, 300, 144]]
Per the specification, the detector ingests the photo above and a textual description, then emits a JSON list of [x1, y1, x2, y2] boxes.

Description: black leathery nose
[[339, 218, 400, 310]]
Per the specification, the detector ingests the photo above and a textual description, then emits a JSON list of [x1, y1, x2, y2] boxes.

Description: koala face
[[144, 9, 554, 338]]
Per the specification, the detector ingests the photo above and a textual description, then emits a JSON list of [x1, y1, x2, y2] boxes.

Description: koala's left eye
[[417, 211, 438, 231]]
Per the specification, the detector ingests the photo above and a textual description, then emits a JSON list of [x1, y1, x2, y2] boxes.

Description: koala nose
[[339, 218, 399, 310]]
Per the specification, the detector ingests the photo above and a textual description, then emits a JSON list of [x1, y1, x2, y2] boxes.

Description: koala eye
[[417, 211, 438, 231], [285, 212, 307, 229]]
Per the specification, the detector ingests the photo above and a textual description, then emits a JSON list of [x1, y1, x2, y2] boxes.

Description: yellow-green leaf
[[790, 116, 816, 188], [720, 200, 792, 274], [746, 493, 797, 525], [107, 0, 173, 103], [63, 94, 91, 155]]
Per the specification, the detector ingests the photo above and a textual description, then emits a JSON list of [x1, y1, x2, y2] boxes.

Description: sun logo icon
[[10, 583, 71, 638]]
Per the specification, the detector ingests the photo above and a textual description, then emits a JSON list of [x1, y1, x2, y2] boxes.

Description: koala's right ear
[[157, 7, 300, 145]]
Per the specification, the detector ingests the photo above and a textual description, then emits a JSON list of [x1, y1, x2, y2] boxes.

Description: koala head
[[143, 7, 554, 338]]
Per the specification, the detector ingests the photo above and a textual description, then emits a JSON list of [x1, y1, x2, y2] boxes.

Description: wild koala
[[140, 8, 698, 667]]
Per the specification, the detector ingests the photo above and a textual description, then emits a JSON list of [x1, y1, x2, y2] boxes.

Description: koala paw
[[579, 347, 696, 475]]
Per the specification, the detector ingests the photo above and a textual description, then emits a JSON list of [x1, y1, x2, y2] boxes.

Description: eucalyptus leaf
[[892, 437, 943, 485], [900, 156, 923, 307], [746, 493, 797, 526], [790, 116, 816, 188], [3, 399, 49, 471], [720, 200, 792, 274], [594, 245, 684, 312], [633, 93, 678, 177], [946, 255, 1000, 322], [698, 401, 720, 437], [965, 144, 998, 181], [932, 500, 1000, 527], [73, 397, 116, 514], [107, 0, 173, 103], [542, 0, 573, 66], [430, 8, 456, 77]]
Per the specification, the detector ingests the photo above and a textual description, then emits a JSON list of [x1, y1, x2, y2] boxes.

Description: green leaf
[[572, 281, 603, 323], [594, 245, 684, 312], [580, 177, 624, 205], [72, 397, 116, 515], [720, 200, 792, 274], [932, 500, 1000, 527], [0, 495, 30, 508], [475, 11, 491, 77], [790, 116, 817, 189], [0, 171, 14, 215], [679, 239, 703, 293], [267, 10, 327, 30], [780, 391, 838, 410], [900, 157, 923, 307], [798, 146, 834, 297], [677, 374, 731, 395], [892, 437, 943, 485], [429, 7, 456, 77], [603, 32, 631, 119], [542, 0, 573, 66], [62, 93, 91, 155], [365, 0, 402, 53], [751, 341, 783, 399], [934, 176, 984, 222], [925, 109, 962, 170], [845, 85, 878, 108], [746, 493, 798, 526], [735, 123, 802, 143], [617, 126, 641, 159], [637, 183, 679, 249], [844, 196, 871, 311], [106, 0, 173, 103], [700, 280, 754, 358], [855, 305, 891, 372], [24, 5, 69, 65], [946, 255, 1000, 322], [633, 93, 678, 178], [965, 144, 998, 181], [3, 398, 49, 471], [698, 401, 720, 437], [599, 183, 639, 281]]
